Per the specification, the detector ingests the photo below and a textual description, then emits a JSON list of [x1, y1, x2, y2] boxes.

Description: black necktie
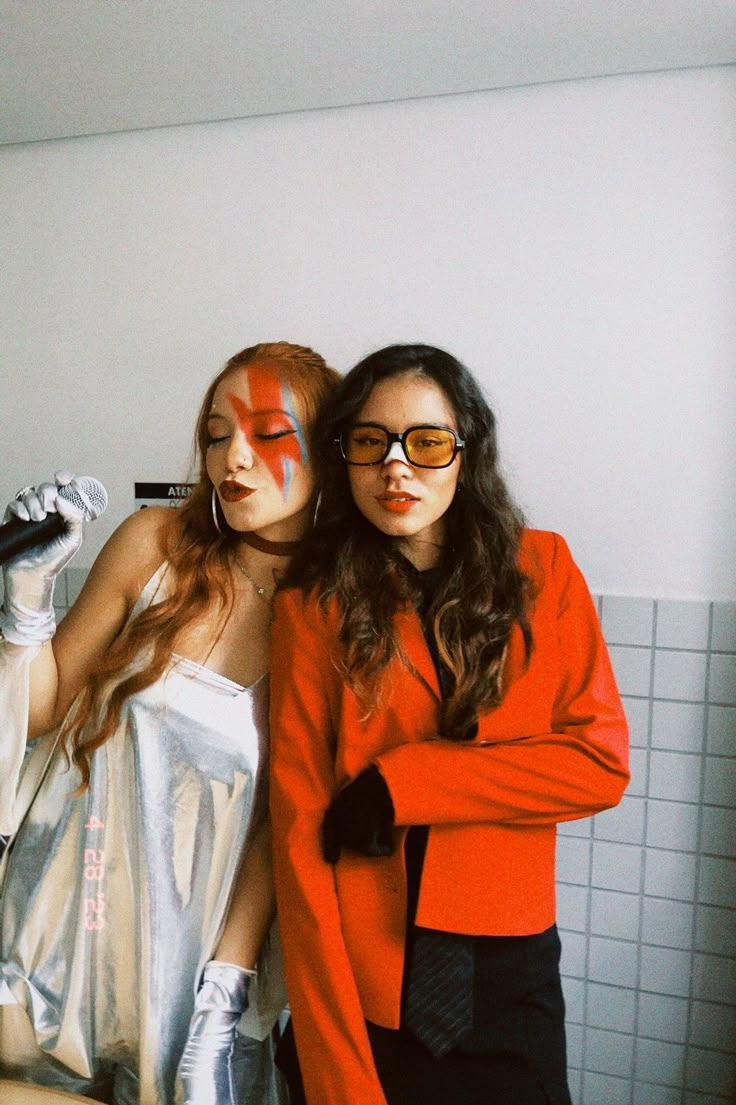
[[401, 566, 475, 1057], [404, 927, 475, 1058]]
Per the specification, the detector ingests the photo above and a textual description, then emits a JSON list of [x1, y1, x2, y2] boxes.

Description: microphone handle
[[0, 513, 66, 566]]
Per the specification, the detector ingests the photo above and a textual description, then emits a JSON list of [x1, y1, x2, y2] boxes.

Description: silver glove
[[0, 471, 85, 646], [178, 960, 255, 1105]]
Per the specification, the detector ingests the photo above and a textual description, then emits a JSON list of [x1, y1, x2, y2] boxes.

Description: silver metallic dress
[[0, 565, 286, 1104]]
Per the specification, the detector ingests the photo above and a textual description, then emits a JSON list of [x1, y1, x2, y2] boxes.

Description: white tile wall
[[709, 655, 736, 704], [609, 645, 653, 697], [557, 597, 736, 1104], [593, 794, 646, 844], [589, 889, 641, 942], [588, 937, 639, 988], [644, 849, 698, 901], [656, 601, 711, 651], [653, 651, 708, 702], [634, 1082, 685, 1105], [635, 1038, 686, 1087], [651, 701, 705, 753], [695, 905, 736, 957], [601, 597, 655, 647], [638, 991, 689, 1043], [711, 603, 736, 652], [622, 696, 651, 748], [586, 983, 637, 1033], [689, 1000, 736, 1051], [707, 705, 736, 755], [646, 800, 700, 852]]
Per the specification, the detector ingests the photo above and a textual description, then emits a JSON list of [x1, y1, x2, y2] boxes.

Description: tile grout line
[[575, 592, 603, 1105], [630, 596, 656, 1104], [681, 601, 714, 1102]]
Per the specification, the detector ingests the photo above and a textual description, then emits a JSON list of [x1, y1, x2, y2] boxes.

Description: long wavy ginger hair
[[64, 342, 340, 789], [285, 343, 534, 742]]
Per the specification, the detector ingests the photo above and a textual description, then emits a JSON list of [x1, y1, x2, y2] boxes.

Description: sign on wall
[[134, 482, 194, 510]]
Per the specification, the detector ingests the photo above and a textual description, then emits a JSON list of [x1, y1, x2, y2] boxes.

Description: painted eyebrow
[[211, 406, 295, 419]]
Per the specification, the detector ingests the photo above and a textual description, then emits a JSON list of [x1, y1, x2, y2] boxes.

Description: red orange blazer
[[269, 530, 629, 1105]]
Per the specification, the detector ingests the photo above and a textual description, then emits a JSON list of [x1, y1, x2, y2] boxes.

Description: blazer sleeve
[[376, 533, 630, 828], [269, 588, 388, 1105]]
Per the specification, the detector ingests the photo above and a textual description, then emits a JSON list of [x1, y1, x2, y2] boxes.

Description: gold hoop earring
[[211, 488, 222, 534]]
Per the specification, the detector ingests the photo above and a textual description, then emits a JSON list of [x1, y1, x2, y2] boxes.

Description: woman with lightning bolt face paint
[[228, 363, 309, 497], [0, 342, 340, 1105], [206, 360, 314, 543]]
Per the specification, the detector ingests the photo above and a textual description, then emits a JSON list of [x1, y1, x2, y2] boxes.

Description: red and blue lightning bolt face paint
[[227, 365, 308, 501], [206, 360, 314, 537]]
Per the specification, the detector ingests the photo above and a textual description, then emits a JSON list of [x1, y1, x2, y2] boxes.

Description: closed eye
[[250, 413, 297, 441], [255, 428, 296, 442], [206, 413, 231, 447]]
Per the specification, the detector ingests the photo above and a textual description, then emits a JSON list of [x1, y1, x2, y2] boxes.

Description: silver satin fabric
[[0, 567, 284, 1104]]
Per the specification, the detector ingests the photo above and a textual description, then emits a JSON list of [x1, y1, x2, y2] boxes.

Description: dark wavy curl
[[282, 343, 535, 740]]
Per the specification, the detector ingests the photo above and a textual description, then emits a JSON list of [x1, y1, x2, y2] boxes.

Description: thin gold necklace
[[234, 556, 273, 604]]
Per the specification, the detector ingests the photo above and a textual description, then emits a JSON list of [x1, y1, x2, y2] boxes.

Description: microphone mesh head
[[59, 477, 109, 521]]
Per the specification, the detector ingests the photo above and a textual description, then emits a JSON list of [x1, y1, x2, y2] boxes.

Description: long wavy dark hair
[[283, 343, 535, 740], [63, 342, 340, 789]]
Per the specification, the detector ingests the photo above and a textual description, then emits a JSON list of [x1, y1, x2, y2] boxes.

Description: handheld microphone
[[0, 477, 108, 566]]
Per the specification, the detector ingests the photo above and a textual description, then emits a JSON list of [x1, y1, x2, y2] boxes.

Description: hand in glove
[[0, 471, 86, 646], [322, 764, 395, 863], [177, 960, 255, 1105]]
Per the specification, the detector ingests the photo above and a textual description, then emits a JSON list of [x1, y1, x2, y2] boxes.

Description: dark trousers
[[277, 925, 572, 1105]]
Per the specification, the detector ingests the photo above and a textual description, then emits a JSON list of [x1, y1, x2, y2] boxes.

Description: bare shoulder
[[110, 505, 179, 552], [84, 506, 182, 606]]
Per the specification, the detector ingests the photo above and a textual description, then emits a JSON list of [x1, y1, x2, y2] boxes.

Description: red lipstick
[[377, 492, 419, 514], [219, 480, 255, 502]]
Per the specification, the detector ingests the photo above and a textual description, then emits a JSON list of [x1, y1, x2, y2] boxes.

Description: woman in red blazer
[[269, 344, 629, 1105]]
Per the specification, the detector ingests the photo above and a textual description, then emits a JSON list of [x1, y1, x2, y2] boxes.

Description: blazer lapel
[[394, 606, 442, 702]]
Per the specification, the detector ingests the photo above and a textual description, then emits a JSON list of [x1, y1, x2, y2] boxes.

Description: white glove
[[0, 470, 86, 646], [178, 960, 256, 1105]]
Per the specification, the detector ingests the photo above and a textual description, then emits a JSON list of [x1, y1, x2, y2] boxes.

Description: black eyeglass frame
[[335, 422, 466, 469]]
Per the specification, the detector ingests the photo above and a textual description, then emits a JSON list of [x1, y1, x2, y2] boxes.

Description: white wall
[[1, 66, 734, 598]]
